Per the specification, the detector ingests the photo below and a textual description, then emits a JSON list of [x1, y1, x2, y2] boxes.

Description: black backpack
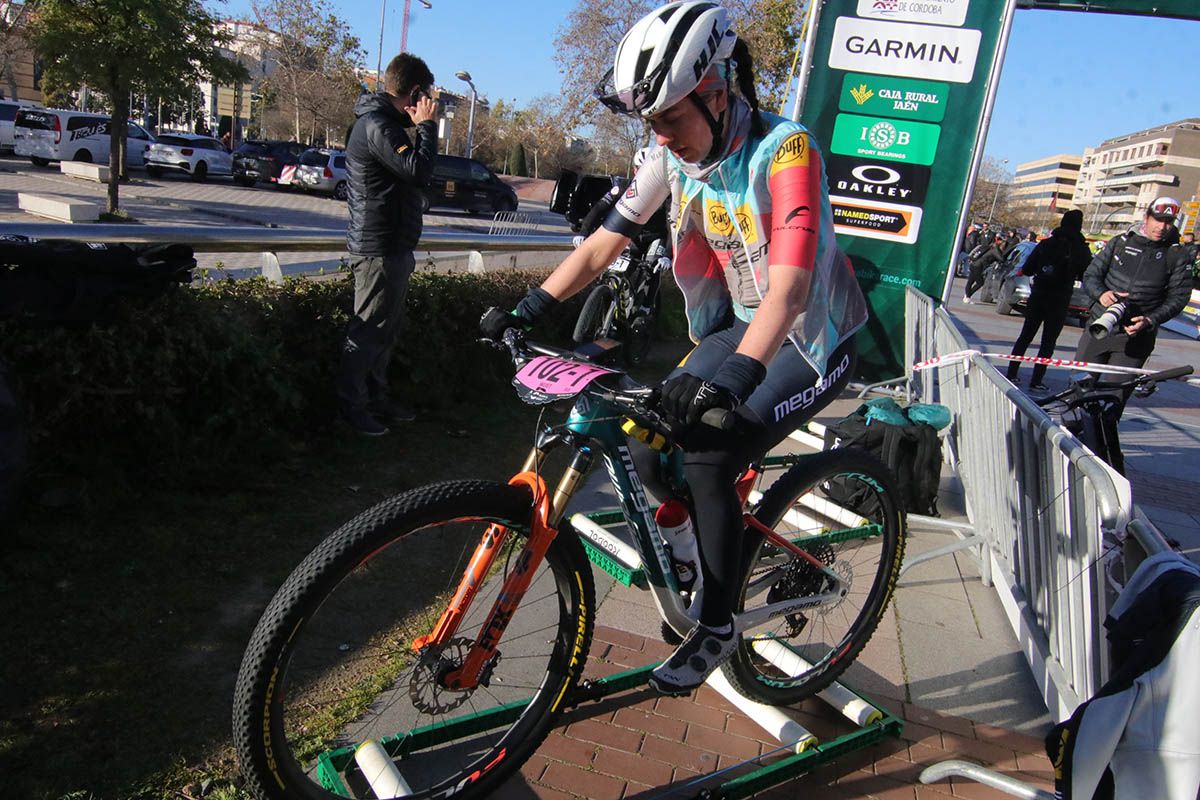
[[823, 405, 944, 516]]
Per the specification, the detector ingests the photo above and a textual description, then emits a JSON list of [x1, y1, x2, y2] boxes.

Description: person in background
[[1074, 197, 1192, 424], [1026, 230, 1038, 243], [964, 232, 1003, 303], [338, 53, 437, 436], [1006, 209, 1092, 390]]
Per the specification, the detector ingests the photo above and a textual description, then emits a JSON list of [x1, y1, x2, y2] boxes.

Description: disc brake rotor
[[408, 636, 494, 714]]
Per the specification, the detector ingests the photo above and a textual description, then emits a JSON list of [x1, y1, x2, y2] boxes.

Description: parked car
[[994, 240, 1092, 321], [0, 99, 42, 152], [145, 133, 231, 181], [232, 140, 305, 187], [423, 154, 518, 215], [293, 148, 348, 200], [13, 107, 153, 167]]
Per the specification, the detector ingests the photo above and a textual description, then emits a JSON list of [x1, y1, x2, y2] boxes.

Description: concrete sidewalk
[[497, 393, 1057, 798]]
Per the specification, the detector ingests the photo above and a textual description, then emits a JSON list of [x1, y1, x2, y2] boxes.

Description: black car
[[232, 140, 306, 187], [422, 155, 517, 215]]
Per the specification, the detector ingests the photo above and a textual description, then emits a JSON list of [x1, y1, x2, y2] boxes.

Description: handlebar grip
[[1146, 365, 1194, 382], [700, 408, 737, 431]]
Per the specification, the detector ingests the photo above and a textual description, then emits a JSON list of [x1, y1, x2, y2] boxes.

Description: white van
[[0, 99, 42, 152], [13, 107, 153, 168]]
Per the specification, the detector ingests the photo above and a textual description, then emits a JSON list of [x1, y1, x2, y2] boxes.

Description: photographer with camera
[[1074, 197, 1192, 407]]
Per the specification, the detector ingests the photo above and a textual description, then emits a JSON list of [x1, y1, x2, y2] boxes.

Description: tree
[[251, 0, 364, 145], [28, 0, 245, 213], [0, 0, 39, 100], [968, 156, 1015, 226], [552, 0, 806, 173], [725, 0, 807, 112]]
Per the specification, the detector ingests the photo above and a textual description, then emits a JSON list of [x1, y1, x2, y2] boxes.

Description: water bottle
[[655, 499, 702, 596]]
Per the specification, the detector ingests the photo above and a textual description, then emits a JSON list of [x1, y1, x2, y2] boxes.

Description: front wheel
[[723, 448, 906, 705], [573, 283, 615, 345], [232, 480, 595, 800]]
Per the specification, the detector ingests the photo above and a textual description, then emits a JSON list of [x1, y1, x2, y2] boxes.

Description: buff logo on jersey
[[734, 205, 758, 244], [770, 133, 809, 177], [705, 199, 735, 237]]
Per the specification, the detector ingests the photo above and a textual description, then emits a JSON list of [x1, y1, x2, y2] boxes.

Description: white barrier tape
[[915, 350, 1200, 387], [354, 739, 413, 798]]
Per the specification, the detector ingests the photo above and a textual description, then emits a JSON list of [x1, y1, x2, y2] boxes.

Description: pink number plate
[[513, 356, 617, 401]]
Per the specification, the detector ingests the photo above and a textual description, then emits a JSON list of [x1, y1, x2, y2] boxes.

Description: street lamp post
[[987, 158, 1009, 224], [455, 70, 476, 159]]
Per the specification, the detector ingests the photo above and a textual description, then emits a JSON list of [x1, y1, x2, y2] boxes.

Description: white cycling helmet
[[597, 1, 737, 118]]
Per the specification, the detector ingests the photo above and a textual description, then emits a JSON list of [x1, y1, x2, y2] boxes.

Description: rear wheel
[[232, 480, 595, 800], [573, 284, 615, 345], [146, 165, 164, 179], [30, 157, 50, 167], [72, 149, 92, 163], [333, 181, 348, 201], [723, 448, 906, 704], [420, 193, 431, 213], [192, 161, 208, 182]]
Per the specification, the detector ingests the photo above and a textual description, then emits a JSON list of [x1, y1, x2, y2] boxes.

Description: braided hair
[[731, 39, 766, 137]]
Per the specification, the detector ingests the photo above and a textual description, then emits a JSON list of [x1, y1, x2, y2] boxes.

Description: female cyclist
[[482, 0, 868, 694]]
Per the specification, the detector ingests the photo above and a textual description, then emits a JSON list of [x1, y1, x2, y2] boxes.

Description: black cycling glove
[[660, 354, 766, 428], [480, 287, 560, 341]]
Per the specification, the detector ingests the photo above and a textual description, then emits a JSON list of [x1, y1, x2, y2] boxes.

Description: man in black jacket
[[1007, 209, 1092, 389], [338, 53, 437, 436], [1075, 197, 1192, 402]]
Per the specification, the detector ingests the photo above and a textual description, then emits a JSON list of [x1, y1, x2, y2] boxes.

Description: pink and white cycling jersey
[[608, 111, 867, 377]]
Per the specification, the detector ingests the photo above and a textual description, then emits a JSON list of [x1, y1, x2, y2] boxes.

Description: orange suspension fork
[[412, 450, 549, 653], [441, 470, 558, 691]]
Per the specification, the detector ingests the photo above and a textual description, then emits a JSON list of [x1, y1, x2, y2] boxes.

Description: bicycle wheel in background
[[233, 480, 595, 800], [572, 283, 614, 345], [724, 448, 905, 705]]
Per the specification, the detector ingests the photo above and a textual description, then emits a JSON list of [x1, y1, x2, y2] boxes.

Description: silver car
[[293, 148, 348, 200], [995, 240, 1091, 321]]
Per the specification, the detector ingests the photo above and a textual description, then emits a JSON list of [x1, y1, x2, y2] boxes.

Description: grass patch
[[1, 319, 692, 799]]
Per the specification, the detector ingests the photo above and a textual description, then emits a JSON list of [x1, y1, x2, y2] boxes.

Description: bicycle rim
[[234, 481, 591, 800], [725, 450, 905, 703]]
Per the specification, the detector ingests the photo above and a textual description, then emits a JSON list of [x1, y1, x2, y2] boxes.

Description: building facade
[[1012, 153, 1082, 213], [1073, 118, 1200, 234]]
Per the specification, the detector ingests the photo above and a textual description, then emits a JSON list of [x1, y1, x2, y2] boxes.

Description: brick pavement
[[497, 626, 1055, 799]]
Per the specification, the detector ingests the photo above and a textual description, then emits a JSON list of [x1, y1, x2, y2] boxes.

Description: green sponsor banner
[[801, 1, 1012, 380], [831, 114, 941, 165], [838, 73, 949, 122]]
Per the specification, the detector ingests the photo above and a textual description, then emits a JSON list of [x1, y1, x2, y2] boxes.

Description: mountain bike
[[232, 329, 906, 800], [1033, 364, 1194, 475], [572, 238, 671, 366]]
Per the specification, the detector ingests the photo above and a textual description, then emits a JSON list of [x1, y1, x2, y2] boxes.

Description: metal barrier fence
[[3, 223, 576, 281], [903, 286, 1172, 719]]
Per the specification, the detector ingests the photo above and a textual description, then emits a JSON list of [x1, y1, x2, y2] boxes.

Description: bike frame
[[416, 383, 847, 690]]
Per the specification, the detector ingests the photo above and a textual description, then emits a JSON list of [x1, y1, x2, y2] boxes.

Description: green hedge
[[0, 268, 594, 488]]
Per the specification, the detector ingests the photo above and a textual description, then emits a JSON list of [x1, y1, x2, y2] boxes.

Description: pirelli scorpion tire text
[[232, 480, 596, 800], [723, 448, 906, 705]]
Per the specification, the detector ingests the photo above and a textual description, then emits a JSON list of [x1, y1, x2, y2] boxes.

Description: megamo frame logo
[[829, 17, 982, 84]]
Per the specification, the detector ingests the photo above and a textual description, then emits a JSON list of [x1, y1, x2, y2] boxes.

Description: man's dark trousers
[[1007, 290, 1070, 385], [1073, 326, 1155, 474], [337, 251, 415, 414]]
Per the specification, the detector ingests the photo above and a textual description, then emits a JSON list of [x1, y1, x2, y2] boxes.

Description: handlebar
[[485, 326, 736, 440]]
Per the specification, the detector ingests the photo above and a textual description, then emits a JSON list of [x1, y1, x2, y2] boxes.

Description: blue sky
[[219, 1, 1199, 169]]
